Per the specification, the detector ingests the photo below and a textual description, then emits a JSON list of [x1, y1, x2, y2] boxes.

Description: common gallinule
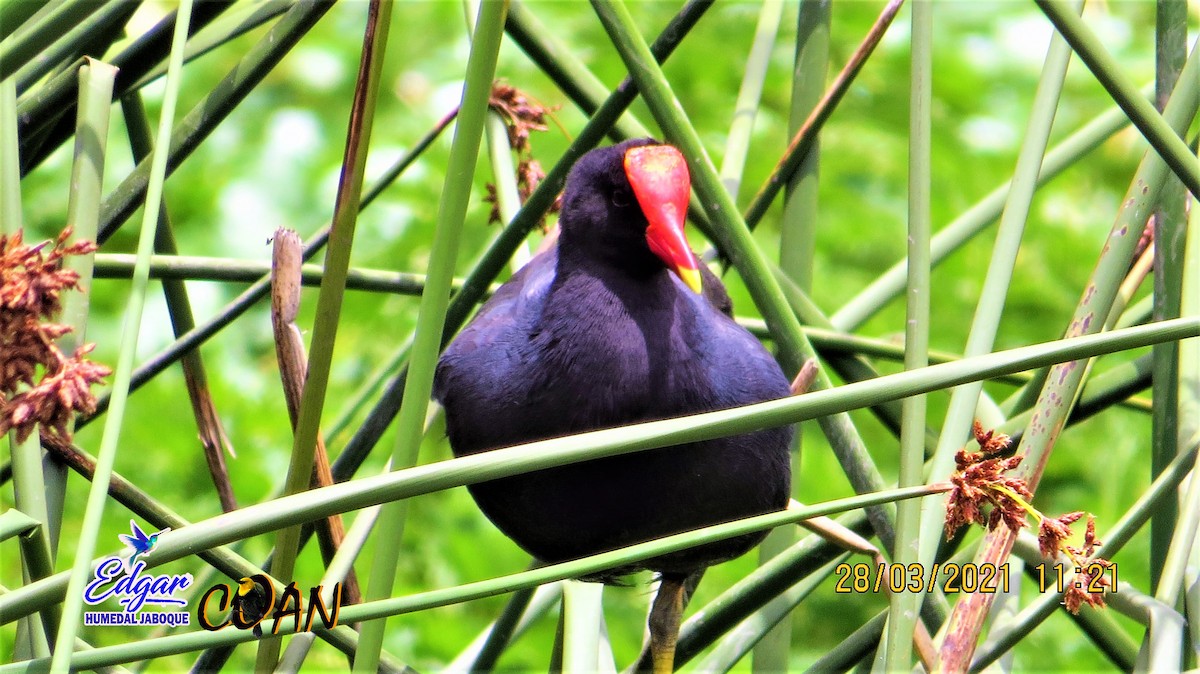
[[434, 138, 793, 672]]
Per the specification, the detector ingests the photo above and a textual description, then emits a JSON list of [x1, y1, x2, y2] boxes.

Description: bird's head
[[237, 577, 257, 596], [559, 138, 701, 293]]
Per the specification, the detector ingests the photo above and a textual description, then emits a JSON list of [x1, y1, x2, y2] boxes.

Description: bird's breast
[[530, 283, 709, 428]]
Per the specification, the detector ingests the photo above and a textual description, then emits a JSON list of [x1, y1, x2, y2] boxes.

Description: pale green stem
[[353, 2, 505, 672], [2, 71, 52, 661], [468, 0, 529, 271], [264, 0, 393, 670], [756, 1, 826, 670], [50, 3, 193, 671], [1148, 0, 1188, 592], [562, 581, 604, 673], [719, 0, 783, 200], [485, 111, 529, 271], [1, 486, 944, 673], [832, 95, 1139, 332], [912, 0, 1078, 641], [882, 0, 931, 670], [1036, 0, 1200, 197]]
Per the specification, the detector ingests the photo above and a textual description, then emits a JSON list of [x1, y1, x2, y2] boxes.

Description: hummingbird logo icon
[[119, 520, 169, 571]]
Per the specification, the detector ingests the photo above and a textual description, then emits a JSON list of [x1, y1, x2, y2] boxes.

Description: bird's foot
[[648, 575, 686, 674]]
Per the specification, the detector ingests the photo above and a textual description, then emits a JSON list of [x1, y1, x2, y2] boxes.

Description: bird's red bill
[[624, 145, 702, 293]]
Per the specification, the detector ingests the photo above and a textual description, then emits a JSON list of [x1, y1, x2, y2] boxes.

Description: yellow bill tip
[[677, 266, 702, 294]]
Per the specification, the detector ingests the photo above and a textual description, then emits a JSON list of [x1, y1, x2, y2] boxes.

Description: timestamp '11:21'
[[1035, 561, 1118, 594]]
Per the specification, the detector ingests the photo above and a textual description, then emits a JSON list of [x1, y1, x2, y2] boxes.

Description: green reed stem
[[50, 3, 193, 670], [267, 0, 392, 670], [354, 2, 503, 671]]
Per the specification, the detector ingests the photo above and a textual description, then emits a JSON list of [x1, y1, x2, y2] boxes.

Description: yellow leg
[[648, 575, 686, 674]]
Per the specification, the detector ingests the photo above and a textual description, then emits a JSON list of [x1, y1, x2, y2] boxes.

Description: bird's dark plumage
[[434, 138, 792, 578], [231, 575, 272, 637]]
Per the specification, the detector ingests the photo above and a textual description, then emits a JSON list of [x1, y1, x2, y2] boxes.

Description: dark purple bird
[[434, 138, 792, 672]]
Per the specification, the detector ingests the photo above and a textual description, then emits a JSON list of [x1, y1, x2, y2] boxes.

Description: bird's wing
[[126, 520, 149, 544], [433, 249, 556, 405], [677, 283, 792, 405]]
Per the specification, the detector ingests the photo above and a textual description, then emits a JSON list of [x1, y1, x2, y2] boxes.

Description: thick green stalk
[[0, 78, 17, 225], [484, 112, 528, 270], [266, 1, 393, 670], [1036, 0, 1199, 197], [1, 487, 942, 674], [469, 0, 524, 271], [1148, 200, 1199, 628], [883, 0, 931, 670], [57, 58, 114, 378], [353, 2, 505, 671], [0, 0, 103, 80], [756, 2, 827, 671], [1149, 0, 1187, 592], [561, 581, 604, 672], [1153, 430, 1200, 608], [49, 3, 193, 670], [19, 57, 117, 654], [592, 0, 897, 553], [1, 317, 1196, 628], [779, 0, 828, 290]]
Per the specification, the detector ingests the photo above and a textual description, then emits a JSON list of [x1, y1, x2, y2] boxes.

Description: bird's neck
[[556, 232, 664, 287], [555, 247, 675, 304]]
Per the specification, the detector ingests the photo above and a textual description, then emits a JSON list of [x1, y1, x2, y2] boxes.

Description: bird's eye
[[611, 189, 632, 207]]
